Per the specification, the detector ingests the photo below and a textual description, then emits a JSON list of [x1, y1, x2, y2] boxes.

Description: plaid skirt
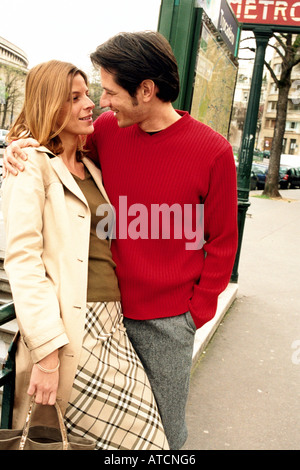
[[64, 301, 169, 450]]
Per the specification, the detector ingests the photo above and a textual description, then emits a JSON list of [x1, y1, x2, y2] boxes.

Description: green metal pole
[[158, 0, 197, 110], [231, 28, 273, 282]]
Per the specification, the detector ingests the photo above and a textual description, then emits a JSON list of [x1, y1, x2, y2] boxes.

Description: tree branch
[[239, 36, 255, 44], [264, 60, 280, 87], [239, 46, 255, 52], [288, 56, 300, 72], [273, 34, 288, 54], [267, 42, 285, 61], [238, 46, 256, 60]]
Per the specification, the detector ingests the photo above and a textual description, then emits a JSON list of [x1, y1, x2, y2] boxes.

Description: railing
[[0, 302, 16, 428], [0, 302, 15, 326]]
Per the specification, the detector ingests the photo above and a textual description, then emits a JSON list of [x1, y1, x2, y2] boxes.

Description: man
[[3, 31, 238, 449]]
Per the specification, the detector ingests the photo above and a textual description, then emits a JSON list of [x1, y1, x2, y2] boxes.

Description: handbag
[[0, 396, 96, 450]]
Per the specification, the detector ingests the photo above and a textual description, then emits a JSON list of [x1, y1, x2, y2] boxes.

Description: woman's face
[[58, 73, 95, 140]]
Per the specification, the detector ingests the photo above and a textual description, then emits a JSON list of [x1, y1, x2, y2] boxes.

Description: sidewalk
[[183, 189, 300, 450]]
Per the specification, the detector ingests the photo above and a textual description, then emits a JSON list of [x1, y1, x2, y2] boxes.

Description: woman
[[2, 60, 169, 450]]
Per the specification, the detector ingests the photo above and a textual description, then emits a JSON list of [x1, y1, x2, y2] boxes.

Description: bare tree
[[88, 69, 105, 120], [263, 34, 300, 198], [0, 65, 26, 128], [238, 34, 300, 197]]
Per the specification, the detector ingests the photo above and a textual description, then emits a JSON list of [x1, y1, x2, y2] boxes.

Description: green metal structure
[[158, 0, 203, 111], [231, 23, 300, 281], [231, 27, 272, 281]]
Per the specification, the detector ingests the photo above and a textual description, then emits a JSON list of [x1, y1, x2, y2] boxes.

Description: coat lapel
[[50, 157, 89, 206], [35, 147, 112, 208], [35, 146, 88, 206]]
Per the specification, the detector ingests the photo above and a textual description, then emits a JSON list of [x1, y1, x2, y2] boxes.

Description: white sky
[[0, 0, 162, 75]]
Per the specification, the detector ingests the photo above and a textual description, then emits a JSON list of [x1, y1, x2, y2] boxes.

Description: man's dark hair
[[90, 31, 180, 103]]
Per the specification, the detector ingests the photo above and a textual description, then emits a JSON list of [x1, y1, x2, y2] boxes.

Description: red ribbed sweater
[[86, 110, 237, 329]]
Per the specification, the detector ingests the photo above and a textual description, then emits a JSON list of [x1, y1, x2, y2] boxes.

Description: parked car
[[0, 129, 8, 148], [251, 163, 268, 189], [253, 148, 263, 160], [279, 166, 300, 189], [235, 162, 259, 190], [263, 150, 270, 158], [249, 170, 259, 190]]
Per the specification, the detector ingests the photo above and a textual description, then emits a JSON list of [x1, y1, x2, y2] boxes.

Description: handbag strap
[[19, 396, 68, 450]]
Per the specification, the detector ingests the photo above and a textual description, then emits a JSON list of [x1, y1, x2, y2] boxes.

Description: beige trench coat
[[2, 146, 113, 428]]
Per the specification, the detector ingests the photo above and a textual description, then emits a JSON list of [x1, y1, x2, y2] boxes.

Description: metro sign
[[230, 0, 300, 27]]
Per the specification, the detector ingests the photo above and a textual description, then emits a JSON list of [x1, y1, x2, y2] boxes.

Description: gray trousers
[[123, 312, 196, 450]]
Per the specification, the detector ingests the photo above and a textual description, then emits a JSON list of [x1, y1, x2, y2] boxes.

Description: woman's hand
[[27, 350, 59, 406]]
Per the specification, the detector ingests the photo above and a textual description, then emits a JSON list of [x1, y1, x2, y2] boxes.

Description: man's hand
[[3, 138, 40, 177]]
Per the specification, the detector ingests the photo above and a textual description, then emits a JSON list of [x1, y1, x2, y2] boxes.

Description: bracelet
[[36, 359, 60, 374]]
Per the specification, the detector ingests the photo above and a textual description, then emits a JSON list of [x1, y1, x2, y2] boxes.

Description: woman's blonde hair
[[7, 60, 89, 156]]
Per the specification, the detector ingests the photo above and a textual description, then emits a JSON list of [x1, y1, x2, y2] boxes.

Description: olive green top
[[73, 167, 120, 302]]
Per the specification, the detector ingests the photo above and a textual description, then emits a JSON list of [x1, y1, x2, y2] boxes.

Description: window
[[288, 99, 300, 111], [266, 119, 276, 128], [289, 139, 297, 154], [285, 121, 299, 131], [267, 101, 277, 112], [274, 63, 281, 76]]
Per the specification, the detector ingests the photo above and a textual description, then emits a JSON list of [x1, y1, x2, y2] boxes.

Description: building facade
[[0, 36, 28, 129], [258, 46, 300, 156]]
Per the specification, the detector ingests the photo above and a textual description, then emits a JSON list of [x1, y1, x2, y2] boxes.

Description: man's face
[[100, 68, 145, 128]]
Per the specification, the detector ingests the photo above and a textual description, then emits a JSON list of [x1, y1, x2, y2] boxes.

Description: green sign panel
[[190, 23, 238, 138]]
